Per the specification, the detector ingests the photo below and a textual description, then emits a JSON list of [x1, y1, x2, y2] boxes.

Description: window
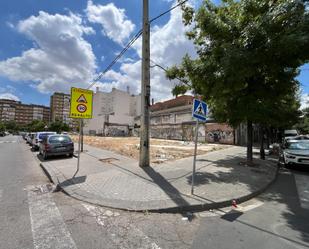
[[49, 136, 72, 144]]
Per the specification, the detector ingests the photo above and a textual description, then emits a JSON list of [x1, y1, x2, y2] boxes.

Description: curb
[[40, 160, 279, 213]]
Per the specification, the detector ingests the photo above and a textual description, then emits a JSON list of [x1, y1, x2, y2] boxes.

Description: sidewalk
[[40, 144, 278, 212]]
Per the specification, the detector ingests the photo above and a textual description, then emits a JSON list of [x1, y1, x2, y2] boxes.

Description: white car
[[32, 131, 56, 150], [279, 139, 309, 167]]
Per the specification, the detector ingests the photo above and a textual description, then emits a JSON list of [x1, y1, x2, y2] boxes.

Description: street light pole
[[139, 0, 150, 167]]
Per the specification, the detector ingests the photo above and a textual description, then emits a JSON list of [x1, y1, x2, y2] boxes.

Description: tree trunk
[[266, 127, 270, 149], [247, 120, 253, 165], [260, 125, 265, 160]]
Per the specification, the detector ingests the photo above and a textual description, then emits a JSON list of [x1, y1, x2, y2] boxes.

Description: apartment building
[[50, 92, 71, 124], [0, 99, 50, 125], [84, 87, 141, 135]]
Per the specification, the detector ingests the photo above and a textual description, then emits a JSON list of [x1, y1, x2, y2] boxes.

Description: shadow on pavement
[[142, 166, 192, 210], [59, 175, 87, 188], [186, 155, 275, 188], [37, 154, 74, 162], [257, 167, 309, 245]]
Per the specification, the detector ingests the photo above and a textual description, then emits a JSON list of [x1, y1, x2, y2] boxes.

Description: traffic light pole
[[139, 0, 150, 167]]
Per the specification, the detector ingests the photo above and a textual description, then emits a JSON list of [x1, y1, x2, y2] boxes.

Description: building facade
[[0, 99, 50, 125], [144, 95, 234, 144], [50, 92, 72, 125], [150, 95, 195, 125], [84, 87, 141, 135]]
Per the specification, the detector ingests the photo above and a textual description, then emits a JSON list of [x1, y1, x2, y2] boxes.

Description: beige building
[[84, 87, 141, 135], [50, 92, 72, 124], [150, 95, 195, 125], [0, 99, 50, 125]]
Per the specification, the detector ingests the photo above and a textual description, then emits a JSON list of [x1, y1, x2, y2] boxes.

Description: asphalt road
[[0, 135, 308, 249]]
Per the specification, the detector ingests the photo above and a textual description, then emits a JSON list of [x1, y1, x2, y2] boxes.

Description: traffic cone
[[232, 199, 237, 208]]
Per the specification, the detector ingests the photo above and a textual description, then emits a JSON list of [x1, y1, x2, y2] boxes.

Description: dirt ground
[[71, 136, 231, 164]]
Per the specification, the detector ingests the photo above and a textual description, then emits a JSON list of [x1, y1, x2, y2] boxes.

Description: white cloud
[[0, 93, 20, 101], [0, 11, 96, 94], [300, 94, 309, 110], [86, 1, 135, 45], [97, 4, 196, 102]]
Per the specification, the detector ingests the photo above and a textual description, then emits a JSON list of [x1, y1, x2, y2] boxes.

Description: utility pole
[[139, 0, 150, 167]]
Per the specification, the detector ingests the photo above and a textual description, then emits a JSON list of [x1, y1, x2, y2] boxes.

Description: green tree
[[49, 120, 70, 133], [167, 0, 308, 165], [27, 120, 46, 132], [171, 84, 188, 97], [0, 122, 5, 132], [4, 120, 18, 132]]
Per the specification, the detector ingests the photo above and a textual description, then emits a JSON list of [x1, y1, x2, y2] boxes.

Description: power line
[[149, 0, 189, 23], [87, 29, 142, 90], [150, 59, 191, 86], [87, 0, 189, 90]]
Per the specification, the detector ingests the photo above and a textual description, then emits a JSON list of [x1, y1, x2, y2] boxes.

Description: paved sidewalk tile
[[40, 145, 278, 212]]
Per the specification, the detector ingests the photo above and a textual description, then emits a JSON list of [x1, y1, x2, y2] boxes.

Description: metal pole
[[191, 119, 199, 195], [81, 119, 84, 152], [73, 119, 82, 178], [139, 0, 150, 167]]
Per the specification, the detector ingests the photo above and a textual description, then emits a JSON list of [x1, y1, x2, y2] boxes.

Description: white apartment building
[[84, 87, 141, 135]]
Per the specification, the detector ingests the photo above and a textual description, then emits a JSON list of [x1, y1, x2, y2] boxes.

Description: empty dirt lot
[[71, 136, 231, 164]]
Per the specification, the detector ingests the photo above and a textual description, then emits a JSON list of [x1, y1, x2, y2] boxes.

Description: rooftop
[[150, 95, 193, 112]]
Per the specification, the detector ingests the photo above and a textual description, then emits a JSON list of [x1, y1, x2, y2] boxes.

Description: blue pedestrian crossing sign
[[192, 99, 207, 121]]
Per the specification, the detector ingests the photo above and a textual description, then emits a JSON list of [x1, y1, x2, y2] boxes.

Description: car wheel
[[69, 153, 73, 158]]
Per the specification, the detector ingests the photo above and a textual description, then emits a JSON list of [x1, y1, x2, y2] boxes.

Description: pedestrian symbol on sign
[[192, 99, 207, 122], [195, 103, 205, 116]]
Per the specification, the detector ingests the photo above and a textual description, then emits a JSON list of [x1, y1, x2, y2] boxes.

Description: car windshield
[[39, 133, 54, 139], [49, 136, 72, 144], [286, 141, 309, 150]]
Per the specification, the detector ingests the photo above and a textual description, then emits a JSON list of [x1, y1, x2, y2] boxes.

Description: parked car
[[27, 133, 36, 145], [284, 129, 298, 138], [292, 135, 309, 140], [32, 131, 56, 150], [0, 131, 5, 137], [279, 139, 309, 167], [39, 135, 74, 160]]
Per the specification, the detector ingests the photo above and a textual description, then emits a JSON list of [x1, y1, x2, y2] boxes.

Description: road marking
[[83, 204, 162, 249], [197, 199, 264, 218], [27, 186, 77, 249], [294, 173, 309, 209]]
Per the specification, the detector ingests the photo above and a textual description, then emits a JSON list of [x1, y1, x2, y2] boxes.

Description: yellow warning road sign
[[70, 87, 93, 119]]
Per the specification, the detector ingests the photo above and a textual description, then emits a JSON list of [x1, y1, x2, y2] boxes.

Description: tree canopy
[[167, 0, 308, 163], [49, 120, 70, 133]]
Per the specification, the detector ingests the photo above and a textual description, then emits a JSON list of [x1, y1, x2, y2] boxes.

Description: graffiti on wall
[[105, 125, 129, 137], [206, 130, 234, 144]]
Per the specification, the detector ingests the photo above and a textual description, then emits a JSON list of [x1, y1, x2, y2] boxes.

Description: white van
[[284, 130, 298, 138]]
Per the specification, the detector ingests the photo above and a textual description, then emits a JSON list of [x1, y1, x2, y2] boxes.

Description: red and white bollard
[[232, 199, 237, 208]]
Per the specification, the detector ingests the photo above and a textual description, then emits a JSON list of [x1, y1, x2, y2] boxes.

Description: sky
[[0, 0, 308, 108]]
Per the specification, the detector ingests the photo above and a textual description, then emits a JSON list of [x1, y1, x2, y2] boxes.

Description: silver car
[[279, 139, 309, 167], [39, 135, 74, 160]]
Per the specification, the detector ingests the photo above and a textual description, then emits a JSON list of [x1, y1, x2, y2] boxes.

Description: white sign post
[[191, 99, 207, 195]]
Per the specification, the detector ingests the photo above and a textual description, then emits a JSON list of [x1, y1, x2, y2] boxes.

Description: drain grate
[[99, 158, 119, 164]]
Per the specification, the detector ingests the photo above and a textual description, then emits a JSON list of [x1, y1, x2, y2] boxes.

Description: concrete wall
[[205, 123, 234, 144], [104, 123, 129, 137], [143, 122, 234, 144]]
